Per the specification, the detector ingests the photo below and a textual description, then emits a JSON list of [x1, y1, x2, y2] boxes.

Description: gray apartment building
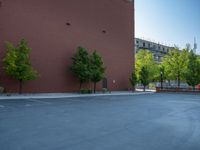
[[135, 38, 174, 62]]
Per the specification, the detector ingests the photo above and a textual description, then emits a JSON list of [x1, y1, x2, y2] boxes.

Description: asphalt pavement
[[0, 93, 200, 150]]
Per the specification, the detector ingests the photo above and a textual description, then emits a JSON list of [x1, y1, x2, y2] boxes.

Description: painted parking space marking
[[168, 100, 200, 105], [28, 99, 51, 105], [190, 98, 200, 101]]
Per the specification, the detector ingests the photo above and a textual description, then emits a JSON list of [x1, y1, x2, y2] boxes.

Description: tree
[[139, 66, 150, 91], [129, 71, 137, 92], [3, 39, 38, 94], [135, 50, 159, 89], [71, 47, 91, 90], [184, 51, 200, 90], [162, 48, 188, 88], [90, 51, 105, 93]]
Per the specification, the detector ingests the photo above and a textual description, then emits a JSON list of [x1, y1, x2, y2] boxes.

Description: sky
[[135, 0, 200, 54]]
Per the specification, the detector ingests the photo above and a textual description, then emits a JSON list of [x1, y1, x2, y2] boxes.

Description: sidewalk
[[0, 90, 155, 100]]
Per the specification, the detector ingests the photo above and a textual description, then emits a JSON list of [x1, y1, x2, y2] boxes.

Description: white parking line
[[28, 99, 51, 105], [190, 98, 200, 101], [168, 100, 200, 105]]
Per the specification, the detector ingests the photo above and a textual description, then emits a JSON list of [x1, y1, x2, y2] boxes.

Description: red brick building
[[0, 0, 135, 93]]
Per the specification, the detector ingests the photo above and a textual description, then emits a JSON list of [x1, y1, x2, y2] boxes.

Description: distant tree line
[[130, 46, 200, 91]]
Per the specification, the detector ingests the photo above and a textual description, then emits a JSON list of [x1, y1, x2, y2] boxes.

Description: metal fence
[[156, 87, 200, 93]]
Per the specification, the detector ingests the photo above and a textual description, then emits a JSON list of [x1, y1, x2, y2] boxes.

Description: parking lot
[[0, 93, 200, 150]]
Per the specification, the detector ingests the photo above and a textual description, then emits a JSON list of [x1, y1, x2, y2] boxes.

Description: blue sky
[[135, 0, 200, 53]]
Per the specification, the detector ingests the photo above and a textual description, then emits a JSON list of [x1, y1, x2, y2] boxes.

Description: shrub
[[80, 88, 92, 94], [0, 86, 4, 93], [149, 83, 156, 89], [102, 88, 109, 93]]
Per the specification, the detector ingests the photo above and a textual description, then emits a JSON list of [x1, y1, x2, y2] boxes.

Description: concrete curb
[[0, 92, 155, 100]]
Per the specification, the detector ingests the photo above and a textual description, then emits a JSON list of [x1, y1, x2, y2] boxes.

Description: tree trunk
[[168, 80, 171, 86], [143, 85, 146, 92], [160, 73, 163, 89], [19, 80, 22, 94], [177, 74, 180, 88], [94, 82, 96, 93], [193, 86, 195, 91], [178, 79, 180, 88]]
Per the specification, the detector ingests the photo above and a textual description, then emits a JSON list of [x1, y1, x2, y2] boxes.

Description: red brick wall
[[0, 0, 135, 93]]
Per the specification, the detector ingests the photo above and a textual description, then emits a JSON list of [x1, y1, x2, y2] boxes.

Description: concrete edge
[[0, 92, 155, 100]]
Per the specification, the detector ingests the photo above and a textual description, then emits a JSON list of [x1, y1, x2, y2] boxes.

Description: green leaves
[[184, 51, 200, 88], [71, 47, 105, 92], [3, 39, 37, 80], [90, 51, 105, 83], [161, 47, 200, 88], [3, 39, 38, 93], [162, 48, 188, 87], [139, 66, 150, 88], [90, 51, 105, 93], [135, 49, 159, 89], [129, 71, 137, 90], [71, 47, 91, 85]]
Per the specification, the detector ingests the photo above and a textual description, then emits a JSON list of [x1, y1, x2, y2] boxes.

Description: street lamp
[[160, 71, 163, 89]]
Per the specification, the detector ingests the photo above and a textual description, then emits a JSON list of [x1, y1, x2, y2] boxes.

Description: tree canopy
[[135, 49, 159, 89], [71, 47, 105, 92], [139, 66, 150, 91], [162, 48, 188, 87], [129, 71, 137, 91], [184, 51, 200, 89], [71, 47, 91, 89], [3, 39, 38, 93], [90, 51, 105, 93]]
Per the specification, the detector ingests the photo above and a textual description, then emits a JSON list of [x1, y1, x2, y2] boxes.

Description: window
[[143, 42, 145, 47]]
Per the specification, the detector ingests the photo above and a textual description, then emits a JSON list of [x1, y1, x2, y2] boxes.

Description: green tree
[[184, 51, 200, 90], [3, 39, 38, 94], [71, 47, 91, 90], [129, 71, 137, 92], [90, 51, 105, 93], [139, 66, 150, 91], [136, 50, 159, 88], [162, 48, 188, 88]]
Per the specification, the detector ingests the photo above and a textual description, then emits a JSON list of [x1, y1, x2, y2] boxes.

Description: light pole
[[160, 71, 163, 89]]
